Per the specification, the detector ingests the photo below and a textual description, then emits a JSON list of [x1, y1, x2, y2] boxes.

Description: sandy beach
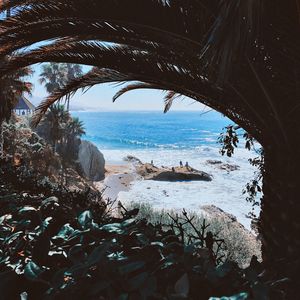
[[94, 163, 138, 201]]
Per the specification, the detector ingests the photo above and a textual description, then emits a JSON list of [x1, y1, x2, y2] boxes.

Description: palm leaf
[[163, 91, 181, 113], [112, 82, 162, 102]]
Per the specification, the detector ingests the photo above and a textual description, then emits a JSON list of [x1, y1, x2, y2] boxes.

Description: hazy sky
[[30, 64, 209, 112]]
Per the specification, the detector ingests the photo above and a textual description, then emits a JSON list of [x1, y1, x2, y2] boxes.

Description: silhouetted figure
[[172, 167, 175, 172], [179, 161, 183, 167], [185, 161, 189, 170], [151, 160, 154, 165], [205, 231, 214, 250]]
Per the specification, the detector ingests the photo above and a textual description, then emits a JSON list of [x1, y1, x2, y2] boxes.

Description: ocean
[[72, 111, 261, 230]]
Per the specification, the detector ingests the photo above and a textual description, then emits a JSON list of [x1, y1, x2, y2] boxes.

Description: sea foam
[[102, 146, 260, 230]]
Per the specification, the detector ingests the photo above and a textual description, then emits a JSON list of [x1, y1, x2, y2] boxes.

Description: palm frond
[[31, 68, 133, 127], [113, 82, 162, 102], [163, 91, 181, 113]]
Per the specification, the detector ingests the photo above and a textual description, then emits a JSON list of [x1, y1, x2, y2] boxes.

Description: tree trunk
[[260, 142, 300, 283], [0, 123, 3, 159], [6, 0, 11, 18]]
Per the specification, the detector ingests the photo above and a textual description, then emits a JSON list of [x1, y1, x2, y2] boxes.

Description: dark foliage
[[1, 0, 300, 293], [34, 105, 85, 168], [0, 159, 293, 300], [218, 125, 264, 218]]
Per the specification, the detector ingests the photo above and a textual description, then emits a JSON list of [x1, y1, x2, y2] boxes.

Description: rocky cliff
[[78, 140, 105, 181]]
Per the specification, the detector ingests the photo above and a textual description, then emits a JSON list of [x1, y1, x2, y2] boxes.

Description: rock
[[206, 160, 240, 172], [136, 163, 212, 182], [124, 155, 142, 164], [206, 160, 222, 165], [218, 163, 240, 172], [77, 140, 105, 181], [201, 205, 237, 223], [151, 171, 212, 181]]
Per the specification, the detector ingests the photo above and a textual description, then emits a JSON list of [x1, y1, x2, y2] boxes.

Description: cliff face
[[78, 140, 105, 181]]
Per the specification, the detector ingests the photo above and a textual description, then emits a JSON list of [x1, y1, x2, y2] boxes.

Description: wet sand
[[94, 163, 138, 201]]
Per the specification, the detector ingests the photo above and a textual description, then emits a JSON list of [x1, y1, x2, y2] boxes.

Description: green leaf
[[51, 268, 68, 289], [18, 206, 37, 215], [4, 231, 22, 245], [100, 223, 124, 234], [150, 241, 164, 248], [209, 293, 248, 300], [87, 242, 111, 266], [78, 210, 98, 230], [78, 210, 92, 229], [118, 261, 145, 275], [41, 197, 59, 210], [121, 219, 136, 228], [68, 244, 87, 263], [24, 261, 44, 281], [56, 223, 75, 240]]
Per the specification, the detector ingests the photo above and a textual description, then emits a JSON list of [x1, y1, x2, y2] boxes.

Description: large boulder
[[136, 163, 212, 182], [78, 140, 105, 181]]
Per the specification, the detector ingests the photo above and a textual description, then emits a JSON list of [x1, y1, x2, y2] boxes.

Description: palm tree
[[39, 62, 82, 110], [37, 104, 69, 151], [0, 0, 299, 284], [63, 116, 85, 162], [65, 64, 83, 111], [0, 66, 33, 157], [67, 117, 85, 138], [39, 63, 67, 94]]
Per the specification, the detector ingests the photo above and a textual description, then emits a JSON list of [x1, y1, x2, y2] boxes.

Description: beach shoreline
[[94, 162, 138, 201], [93, 149, 259, 232]]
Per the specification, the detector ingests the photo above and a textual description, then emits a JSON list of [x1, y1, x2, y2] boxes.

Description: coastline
[[94, 163, 138, 201], [92, 148, 260, 232]]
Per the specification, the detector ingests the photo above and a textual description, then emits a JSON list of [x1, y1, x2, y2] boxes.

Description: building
[[13, 95, 35, 116]]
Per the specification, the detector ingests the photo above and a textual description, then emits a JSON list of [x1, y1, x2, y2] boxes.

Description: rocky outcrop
[[136, 163, 212, 182], [124, 155, 143, 164], [201, 205, 238, 223], [206, 160, 240, 172], [78, 140, 105, 181]]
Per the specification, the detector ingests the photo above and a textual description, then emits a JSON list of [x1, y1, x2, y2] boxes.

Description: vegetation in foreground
[[0, 158, 291, 300], [125, 202, 261, 269], [1, 2, 299, 281]]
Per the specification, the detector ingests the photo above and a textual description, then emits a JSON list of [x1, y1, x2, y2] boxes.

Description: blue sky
[[30, 64, 208, 112]]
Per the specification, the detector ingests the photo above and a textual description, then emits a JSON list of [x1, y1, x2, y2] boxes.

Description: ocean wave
[[110, 147, 260, 230], [180, 128, 199, 131]]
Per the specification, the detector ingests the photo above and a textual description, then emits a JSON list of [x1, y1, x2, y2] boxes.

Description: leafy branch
[[218, 125, 264, 218]]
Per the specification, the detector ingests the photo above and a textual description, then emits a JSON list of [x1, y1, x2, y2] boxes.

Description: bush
[[124, 202, 261, 268], [0, 162, 287, 299], [0, 194, 251, 300]]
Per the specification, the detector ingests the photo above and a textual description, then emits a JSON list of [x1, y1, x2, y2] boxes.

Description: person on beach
[[172, 167, 175, 172], [185, 161, 189, 170], [180, 161, 183, 167], [151, 160, 154, 165]]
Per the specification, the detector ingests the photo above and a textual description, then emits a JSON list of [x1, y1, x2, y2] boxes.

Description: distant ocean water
[[72, 111, 231, 151], [72, 111, 260, 230]]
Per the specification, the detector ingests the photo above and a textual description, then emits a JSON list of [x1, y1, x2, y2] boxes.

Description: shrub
[[124, 202, 261, 268], [0, 193, 252, 300]]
